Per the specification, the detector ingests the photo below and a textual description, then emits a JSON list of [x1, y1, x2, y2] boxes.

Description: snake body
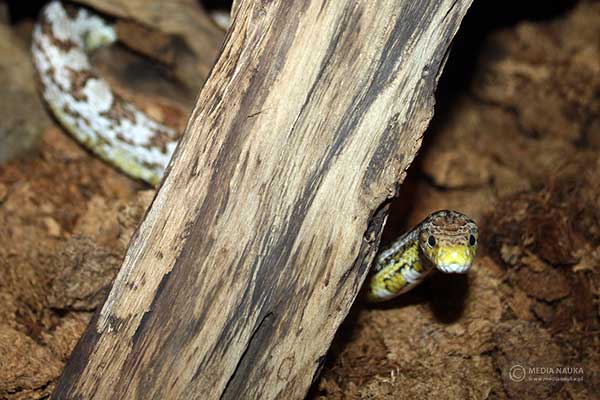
[[32, 1, 179, 186], [32, 2, 479, 302]]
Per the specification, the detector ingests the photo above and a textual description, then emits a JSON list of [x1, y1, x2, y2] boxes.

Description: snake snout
[[436, 245, 473, 274]]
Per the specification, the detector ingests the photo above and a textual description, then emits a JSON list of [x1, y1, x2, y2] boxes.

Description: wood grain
[[53, 0, 473, 398]]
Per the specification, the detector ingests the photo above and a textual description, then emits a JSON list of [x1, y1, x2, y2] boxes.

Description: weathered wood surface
[[53, 0, 473, 399]]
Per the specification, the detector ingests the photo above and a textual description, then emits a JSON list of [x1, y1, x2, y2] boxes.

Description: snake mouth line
[[437, 263, 472, 274]]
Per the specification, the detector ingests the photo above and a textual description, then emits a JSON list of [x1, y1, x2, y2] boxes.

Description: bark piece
[[48, 237, 122, 311], [53, 1, 473, 399]]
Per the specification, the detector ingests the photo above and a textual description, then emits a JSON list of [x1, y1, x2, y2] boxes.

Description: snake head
[[418, 210, 479, 274]]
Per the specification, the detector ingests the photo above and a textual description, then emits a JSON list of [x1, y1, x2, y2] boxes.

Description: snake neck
[[366, 228, 434, 302], [372, 228, 421, 271]]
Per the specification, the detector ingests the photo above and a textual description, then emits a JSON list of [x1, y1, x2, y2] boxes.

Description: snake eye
[[469, 234, 477, 246], [427, 235, 436, 247]]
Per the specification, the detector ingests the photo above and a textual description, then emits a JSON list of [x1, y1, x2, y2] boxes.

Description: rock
[[0, 25, 50, 163]]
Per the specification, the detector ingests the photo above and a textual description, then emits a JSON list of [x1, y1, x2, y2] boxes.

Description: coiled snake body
[[32, 1, 479, 301], [32, 1, 178, 186]]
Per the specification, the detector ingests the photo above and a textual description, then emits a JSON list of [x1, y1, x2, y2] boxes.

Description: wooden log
[[53, 0, 473, 398]]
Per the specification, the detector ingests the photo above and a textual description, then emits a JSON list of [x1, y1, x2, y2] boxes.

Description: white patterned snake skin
[[32, 1, 180, 186]]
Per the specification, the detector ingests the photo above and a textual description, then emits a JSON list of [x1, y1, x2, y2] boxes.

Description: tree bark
[[53, 0, 473, 399]]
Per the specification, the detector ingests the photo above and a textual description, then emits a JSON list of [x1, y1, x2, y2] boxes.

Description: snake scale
[[32, 1, 479, 302]]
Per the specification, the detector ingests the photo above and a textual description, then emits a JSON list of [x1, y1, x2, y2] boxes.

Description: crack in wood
[[220, 311, 276, 400]]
